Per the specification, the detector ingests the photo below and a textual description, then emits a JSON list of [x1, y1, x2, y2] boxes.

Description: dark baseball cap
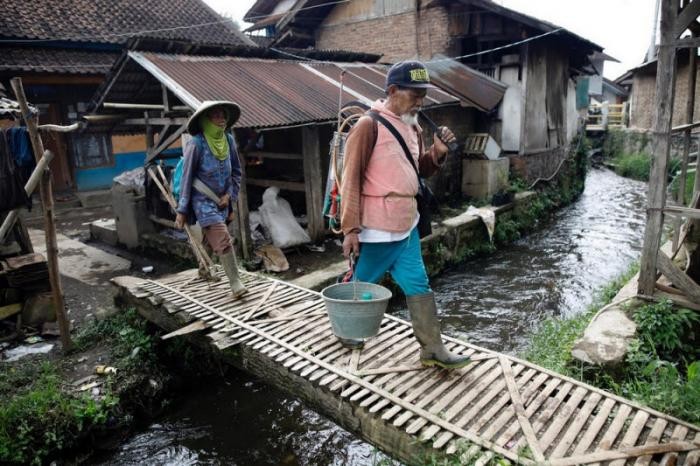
[[385, 60, 435, 90]]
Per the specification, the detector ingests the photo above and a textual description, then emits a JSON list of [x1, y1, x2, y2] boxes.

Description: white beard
[[400, 112, 419, 127]]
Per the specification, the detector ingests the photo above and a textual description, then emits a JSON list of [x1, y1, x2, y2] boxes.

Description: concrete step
[[90, 218, 118, 246]]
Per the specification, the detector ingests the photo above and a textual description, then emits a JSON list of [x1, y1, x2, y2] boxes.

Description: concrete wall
[[509, 146, 568, 184], [316, 2, 449, 62]]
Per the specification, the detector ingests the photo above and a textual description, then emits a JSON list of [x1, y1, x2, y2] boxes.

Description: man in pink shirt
[[340, 61, 470, 370]]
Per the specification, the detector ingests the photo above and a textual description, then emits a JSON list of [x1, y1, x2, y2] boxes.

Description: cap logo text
[[409, 68, 430, 82]]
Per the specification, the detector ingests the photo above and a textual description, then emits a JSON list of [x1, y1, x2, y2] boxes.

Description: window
[[71, 132, 113, 168]]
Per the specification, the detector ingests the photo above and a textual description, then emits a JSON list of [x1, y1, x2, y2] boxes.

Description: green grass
[[0, 309, 160, 465], [611, 153, 652, 181], [0, 361, 118, 465], [524, 265, 700, 425], [523, 263, 639, 375]]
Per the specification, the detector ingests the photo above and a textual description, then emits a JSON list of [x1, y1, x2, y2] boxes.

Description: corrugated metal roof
[[127, 52, 475, 129], [425, 57, 508, 112]]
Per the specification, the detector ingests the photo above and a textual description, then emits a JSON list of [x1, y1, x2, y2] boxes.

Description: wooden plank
[[638, 0, 679, 296], [651, 290, 700, 311], [664, 205, 700, 219], [399, 358, 500, 430], [355, 365, 425, 377], [403, 358, 501, 433], [550, 442, 700, 466], [160, 320, 209, 340], [243, 282, 278, 321], [659, 425, 689, 466], [674, 0, 700, 38], [302, 125, 325, 242], [0, 303, 22, 320], [538, 387, 588, 453], [246, 178, 305, 192], [686, 432, 700, 465], [245, 151, 303, 160], [656, 251, 700, 302], [429, 368, 537, 447], [606, 410, 650, 466], [499, 356, 545, 462], [590, 403, 633, 459], [550, 393, 603, 458], [633, 418, 668, 466]]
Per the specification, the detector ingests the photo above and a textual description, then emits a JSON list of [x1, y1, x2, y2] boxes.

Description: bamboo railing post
[[673, 43, 697, 250], [10, 77, 73, 351]]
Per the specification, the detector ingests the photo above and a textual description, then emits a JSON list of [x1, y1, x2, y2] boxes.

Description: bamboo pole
[[673, 42, 697, 250], [10, 77, 73, 351]]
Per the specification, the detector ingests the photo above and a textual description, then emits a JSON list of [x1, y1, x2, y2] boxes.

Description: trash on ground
[[259, 187, 311, 248], [24, 335, 43, 344], [77, 381, 101, 392], [306, 244, 325, 253], [95, 365, 117, 375], [255, 244, 290, 272], [466, 205, 496, 242], [142, 265, 154, 273], [4, 342, 54, 361]]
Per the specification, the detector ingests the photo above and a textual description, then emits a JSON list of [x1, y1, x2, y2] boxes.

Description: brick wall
[[316, 6, 450, 62]]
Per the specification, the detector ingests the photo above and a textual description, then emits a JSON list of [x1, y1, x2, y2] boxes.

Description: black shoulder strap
[[368, 111, 419, 178]]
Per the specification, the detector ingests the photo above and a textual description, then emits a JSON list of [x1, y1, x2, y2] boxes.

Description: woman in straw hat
[[175, 101, 247, 298]]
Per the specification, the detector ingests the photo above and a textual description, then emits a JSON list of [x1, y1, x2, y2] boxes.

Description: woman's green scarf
[[199, 114, 229, 160]]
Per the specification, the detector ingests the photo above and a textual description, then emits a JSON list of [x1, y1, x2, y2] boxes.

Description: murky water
[[100, 168, 646, 465]]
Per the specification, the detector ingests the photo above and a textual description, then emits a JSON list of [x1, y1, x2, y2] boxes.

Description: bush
[[612, 153, 652, 181]]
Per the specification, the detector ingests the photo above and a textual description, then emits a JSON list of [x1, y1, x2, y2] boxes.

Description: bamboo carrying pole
[[10, 77, 73, 350], [145, 166, 216, 280]]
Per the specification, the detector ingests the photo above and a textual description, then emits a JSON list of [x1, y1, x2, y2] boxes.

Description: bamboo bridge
[[114, 268, 700, 465]]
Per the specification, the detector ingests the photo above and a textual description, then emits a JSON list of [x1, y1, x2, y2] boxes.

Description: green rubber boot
[[407, 292, 471, 369], [221, 250, 247, 298]]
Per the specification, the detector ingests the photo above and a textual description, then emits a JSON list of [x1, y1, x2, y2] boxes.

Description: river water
[[98, 168, 647, 466]]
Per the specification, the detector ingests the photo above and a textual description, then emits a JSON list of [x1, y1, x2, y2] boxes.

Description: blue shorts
[[354, 227, 431, 297]]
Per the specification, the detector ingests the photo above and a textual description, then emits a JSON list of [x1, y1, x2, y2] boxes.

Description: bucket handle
[[350, 252, 358, 300]]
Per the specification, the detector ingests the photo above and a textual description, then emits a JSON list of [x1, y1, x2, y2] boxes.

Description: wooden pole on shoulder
[[639, 0, 680, 296], [10, 77, 73, 351]]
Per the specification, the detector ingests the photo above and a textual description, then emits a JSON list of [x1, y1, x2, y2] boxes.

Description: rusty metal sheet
[[425, 58, 507, 112], [137, 53, 469, 129]]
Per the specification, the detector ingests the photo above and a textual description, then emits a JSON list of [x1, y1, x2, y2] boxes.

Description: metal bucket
[[321, 282, 392, 339]]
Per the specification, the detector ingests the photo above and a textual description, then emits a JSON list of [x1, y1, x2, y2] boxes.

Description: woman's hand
[[218, 193, 230, 209], [175, 213, 186, 229]]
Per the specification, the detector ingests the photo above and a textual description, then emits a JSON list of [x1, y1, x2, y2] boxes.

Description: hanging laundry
[[0, 128, 31, 214], [7, 127, 35, 185]]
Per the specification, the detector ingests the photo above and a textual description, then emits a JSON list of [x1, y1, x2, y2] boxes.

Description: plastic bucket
[[321, 282, 392, 339]]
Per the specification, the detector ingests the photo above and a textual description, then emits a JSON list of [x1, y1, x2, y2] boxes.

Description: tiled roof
[[0, 0, 253, 46], [0, 47, 118, 74]]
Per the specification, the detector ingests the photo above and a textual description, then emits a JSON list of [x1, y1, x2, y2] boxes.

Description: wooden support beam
[[10, 78, 73, 351], [639, 0, 680, 296], [674, 0, 700, 38], [122, 117, 188, 126], [244, 151, 303, 160], [246, 178, 306, 192], [656, 251, 700, 302], [302, 126, 325, 242], [664, 205, 700, 218], [146, 124, 187, 164], [671, 120, 700, 133], [234, 155, 252, 261]]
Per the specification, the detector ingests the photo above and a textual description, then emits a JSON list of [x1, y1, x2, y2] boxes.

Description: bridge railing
[[586, 102, 629, 131]]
